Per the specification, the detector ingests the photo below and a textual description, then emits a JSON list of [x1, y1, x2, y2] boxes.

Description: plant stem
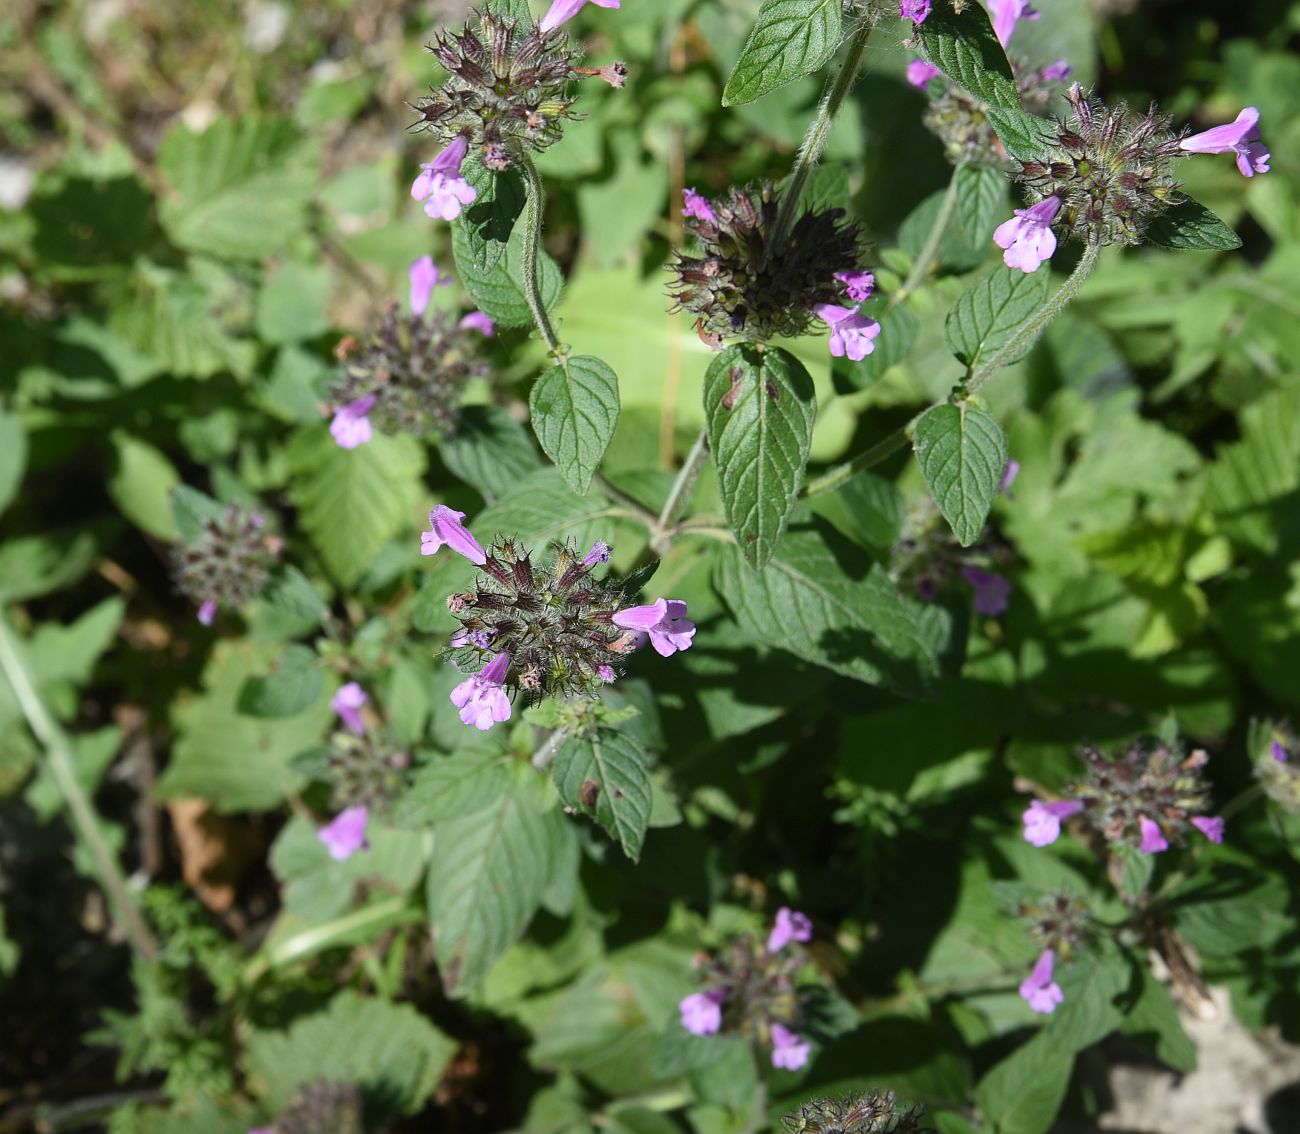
[[800, 419, 916, 499], [531, 729, 569, 771], [966, 241, 1102, 394], [656, 427, 710, 540], [891, 164, 965, 307], [520, 156, 560, 354], [0, 616, 157, 961], [763, 17, 875, 264]]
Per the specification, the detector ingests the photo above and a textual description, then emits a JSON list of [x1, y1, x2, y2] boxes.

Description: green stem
[[657, 427, 710, 537], [0, 616, 157, 961], [800, 419, 916, 499], [531, 729, 568, 771], [891, 163, 965, 307], [763, 17, 875, 264], [520, 156, 560, 354], [966, 241, 1102, 394]]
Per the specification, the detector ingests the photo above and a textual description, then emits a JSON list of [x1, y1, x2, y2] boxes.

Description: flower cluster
[[782, 1090, 933, 1134], [171, 503, 279, 626], [678, 907, 816, 1070], [669, 184, 879, 360], [421, 506, 694, 730], [1022, 738, 1225, 855], [1254, 722, 1300, 813], [1011, 891, 1090, 1015], [328, 257, 494, 450]]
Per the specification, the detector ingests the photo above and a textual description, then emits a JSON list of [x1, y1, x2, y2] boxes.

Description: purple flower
[[583, 541, 612, 566], [835, 270, 875, 303], [961, 566, 1012, 616], [679, 989, 724, 1035], [597, 664, 616, 683], [539, 0, 620, 34], [1042, 59, 1072, 81], [421, 505, 487, 565], [1138, 816, 1169, 854], [1019, 950, 1064, 1014], [412, 135, 477, 221], [1180, 107, 1270, 178], [1000, 458, 1020, 498], [906, 59, 941, 89], [330, 682, 368, 735], [318, 805, 370, 861], [1271, 740, 1290, 763], [767, 907, 813, 953], [899, 0, 931, 25], [451, 627, 495, 649], [612, 597, 696, 657], [816, 303, 882, 362], [1192, 815, 1224, 844], [408, 255, 450, 318], [198, 599, 218, 626], [329, 394, 377, 450], [1022, 799, 1084, 847], [988, 0, 1038, 48], [450, 652, 512, 730], [458, 311, 496, 337], [770, 1024, 811, 1071], [683, 188, 717, 224], [993, 196, 1061, 273]]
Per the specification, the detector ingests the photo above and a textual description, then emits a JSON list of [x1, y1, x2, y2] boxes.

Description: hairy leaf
[[452, 219, 563, 327], [917, 3, 1020, 111], [1144, 198, 1243, 251], [913, 403, 1009, 547], [530, 355, 621, 495], [722, 0, 842, 107], [552, 729, 654, 861], [946, 266, 1050, 370]]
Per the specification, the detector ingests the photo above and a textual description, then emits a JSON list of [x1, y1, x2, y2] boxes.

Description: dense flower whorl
[[322, 727, 411, 814], [1255, 723, 1300, 813], [172, 503, 279, 625], [781, 1090, 934, 1134]]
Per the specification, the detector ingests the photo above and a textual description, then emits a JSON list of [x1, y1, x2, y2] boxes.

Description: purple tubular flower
[[1192, 815, 1225, 844], [1000, 458, 1020, 498], [318, 805, 370, 861], [583, 540, 612, 566], [816, 303, 882, 362], [411, 135, 477, 221], [330, 394, 378, 450], [1042, 59, 1072, 81], [770, 1024, 811, 1070], [421, 505, 487, 565], [330, 682, 368, 735], [198, 599, 218, 626], [451, 627, 495, 649], [1272, 740, 1290, 763], [1022, 799, 1084, 847], [994, 196, 1061, 273], [767, 907, 813, 953], [899, 0, 931, 25], [682, 188, 717, 224], [458, 311, 496, 337], [1138, 816, 1169, 854], [988, 0, 1038, 48], [906, 59, 942, 89], [450, 652, 512, 730], [679, 989, 724, 1035], [835, 270, 875, 303], [538, 0, 620, 34], [1019, 950, 1064, 1014], [961, 566, 1012, 616], [612, 597, 696, 657], [1180, 107, 1270, 178], [408, 255, 450, 318]]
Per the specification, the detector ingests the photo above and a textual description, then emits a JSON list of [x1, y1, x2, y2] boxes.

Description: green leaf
[[170, 485, 228, 544], [917, 2, 1020, 111], [984, 105, 1055, 163], [246, 991, 456, 1116], [452, 217, 563, 328], [0, 408, 27, 518], [0, 527, 109, 603], [1042, 944, 1129, 1054], [913, 403, 1008, 547], [107, 433, 182, 540], [457, 160, 526, 273], [1121, 967, 1196, 1073], [420, 754, 568, 995], [552, 729, 654, 862], [440, 404, 543, 501], [1144, 198, 1243, 251], [722, 0, 842, 107], [946, 265, 1050, 370], [954, 163, 1011, 248], [250, 567, 329, 641], [157, 116, 319, 260], [530, 356, 621, 496], [975, 1034, 1072, 1134], [704, 344, 816, 570], [254, 261, 333, 344], [236, 643, 324, 718], [287, 429, 426, 587], [714, 518, 950, 696]]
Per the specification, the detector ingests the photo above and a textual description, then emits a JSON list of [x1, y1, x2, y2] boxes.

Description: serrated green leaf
[[917, 3, 1020, 111], [704, 344, 815, 570], [722, 0, 842, 107], [946, 265, 1050, 370], [1144, 198, 1242, 251], [251, 566, 329, 641], [456, 160, 526, 273], [984, 105, 1055, 163], [975, 1034, 1072, 1134], [552, 729, 653, 861], [714, 519, 950, 696], [440, 404, 543, 502], [286, 430, 425, 587], [530, 355, 621, 495], [254, 260, 332, 344], [0, 408, 27, 518], [954, 163, 1010, 248], [913, 403, 1008, 547], [107, 432, 181, 540], [452, 217, 563, 328], [0, 527, 107, 603], [236, 643, 324, 718], [1121, 967, 1197, 1072]]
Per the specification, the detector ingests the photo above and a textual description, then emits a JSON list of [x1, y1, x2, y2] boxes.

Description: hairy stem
[[656, 427, 710, 542], [966, 241, 1102, 394], [0, 616, 157, 960], [764, 17, 875, 264], [521, 156, 560, 353], [531, 729, 569, 771], [891, 163, 965, 307], [800, 419, 916, 499]]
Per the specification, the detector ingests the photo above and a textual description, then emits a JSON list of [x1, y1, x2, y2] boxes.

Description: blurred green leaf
[[108, 433, 182, 540], [440, 404, 543, 501], [236, 644, 324, 718]]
